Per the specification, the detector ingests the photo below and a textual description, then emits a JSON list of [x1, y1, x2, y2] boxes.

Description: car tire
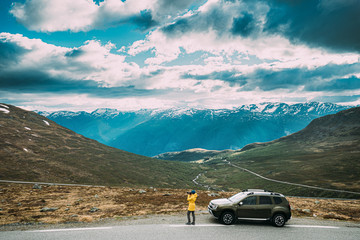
[[220, 211, 236, 225], [272, 213, 286, 227]]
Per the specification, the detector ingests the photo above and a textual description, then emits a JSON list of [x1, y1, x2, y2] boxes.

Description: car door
[[256, 196, 273, 218], [236, 196, 258, 218]]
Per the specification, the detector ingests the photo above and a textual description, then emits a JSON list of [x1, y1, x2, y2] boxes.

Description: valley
[[1, 103, 359, 201]]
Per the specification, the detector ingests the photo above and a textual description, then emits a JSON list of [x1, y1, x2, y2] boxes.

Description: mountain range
[[38, 102, 352, 156], [0, 103, 200, 188]]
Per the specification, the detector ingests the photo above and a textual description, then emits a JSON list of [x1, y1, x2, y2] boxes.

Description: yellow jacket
[[187, 193, 197, 211]]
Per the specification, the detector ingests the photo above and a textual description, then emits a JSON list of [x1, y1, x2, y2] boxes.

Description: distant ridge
[[38, 102, 352, 156]]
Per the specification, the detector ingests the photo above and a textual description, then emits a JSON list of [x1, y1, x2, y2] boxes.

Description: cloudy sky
[[1, 0, 360, 111]]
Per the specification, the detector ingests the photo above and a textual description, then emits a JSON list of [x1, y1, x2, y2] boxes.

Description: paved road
[[1, 215, 359, 240]]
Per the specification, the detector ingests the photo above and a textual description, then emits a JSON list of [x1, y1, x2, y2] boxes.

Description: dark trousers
[[187, 211, 195, 223]]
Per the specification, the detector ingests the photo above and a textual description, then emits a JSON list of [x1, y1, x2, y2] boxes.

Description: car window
[[242, 196, 257, 205], [228, 192, 246, 202], [259, 196, 272, 205], [273, 197, 283, 204]]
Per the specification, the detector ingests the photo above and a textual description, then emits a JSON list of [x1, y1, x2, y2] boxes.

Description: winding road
[[192, 160, 360, 195]]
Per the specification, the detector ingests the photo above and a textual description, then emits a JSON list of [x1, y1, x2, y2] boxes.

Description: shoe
[[191, 222, 195, 225], [186, 222, 191, 225]]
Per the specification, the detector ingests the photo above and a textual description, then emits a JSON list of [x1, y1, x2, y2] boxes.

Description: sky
[[1, 0, 360, 112]]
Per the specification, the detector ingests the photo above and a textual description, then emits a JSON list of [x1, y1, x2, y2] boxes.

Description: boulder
[[40, 207, 58, 212], [89, 207, 100, 213], [33, 184, 42, 190]]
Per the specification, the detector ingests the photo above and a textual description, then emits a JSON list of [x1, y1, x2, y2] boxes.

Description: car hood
[[210, 198, 233, 205]]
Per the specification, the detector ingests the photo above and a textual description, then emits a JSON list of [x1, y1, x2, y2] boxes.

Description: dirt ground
[[0, 184, 359, 226]]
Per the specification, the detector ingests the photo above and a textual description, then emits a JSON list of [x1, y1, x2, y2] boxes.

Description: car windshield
[[228, 192, 246, 202]]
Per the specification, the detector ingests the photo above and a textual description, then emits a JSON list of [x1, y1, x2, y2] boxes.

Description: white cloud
[[9, 0, 195, 32], [10, 0, 98, 32], [0, 33, 141, 87]]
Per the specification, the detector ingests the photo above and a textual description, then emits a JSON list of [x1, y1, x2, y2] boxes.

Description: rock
[[65, 208, 70, 211], [208, 192, 220, 197], [302, 209, 311, 213], [94, 194, 99, 198], [89, 207, 100, 213], [71, 214, 78, 218], [163, 193, 172, 196], [139, 189, 147, 194], [40, 207, 58, 212], [33, 184, 42, 190]]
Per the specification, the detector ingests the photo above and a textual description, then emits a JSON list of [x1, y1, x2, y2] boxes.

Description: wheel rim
[[274, 215, 285, 226], [223, 213, 233, 224]]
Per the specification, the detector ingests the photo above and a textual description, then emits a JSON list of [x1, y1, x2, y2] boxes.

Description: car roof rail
[[270, 192, 281, 196], [242, 189, 273, 192]]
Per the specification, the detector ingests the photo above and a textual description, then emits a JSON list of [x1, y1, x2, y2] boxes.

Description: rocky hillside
[[0, 103, 200, 188]]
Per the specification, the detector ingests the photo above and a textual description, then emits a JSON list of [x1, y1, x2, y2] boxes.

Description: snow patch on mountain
[[0, 104, 10, 114]]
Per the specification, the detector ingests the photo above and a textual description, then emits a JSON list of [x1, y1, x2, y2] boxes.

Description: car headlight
[[210, 202, 218, 210]]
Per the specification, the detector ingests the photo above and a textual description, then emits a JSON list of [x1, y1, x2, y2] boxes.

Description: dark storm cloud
[[247, 63, 360, 91], [306, 76, 360, 92], [0, 41, 29, 67], [0, 69, 98, 93], [263, 0, 360, 53], [182, 70, 247, 85], [231, 12, 256, 37], [64, 49, 85, 58], [182, 62, 360, 92], [0, 68, 162, 98], [129, 10, 158, 31], [160, 0, 360, 53]]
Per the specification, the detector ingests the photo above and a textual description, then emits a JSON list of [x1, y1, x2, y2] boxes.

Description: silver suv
[[208, 189, 291, 227]]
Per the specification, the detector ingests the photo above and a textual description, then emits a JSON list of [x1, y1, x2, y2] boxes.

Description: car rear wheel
[[272, 213, 286, 227], [221, 211, 235, 225]]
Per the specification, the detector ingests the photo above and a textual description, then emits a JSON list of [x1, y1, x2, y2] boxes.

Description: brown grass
[[0, 183, 359, 225]]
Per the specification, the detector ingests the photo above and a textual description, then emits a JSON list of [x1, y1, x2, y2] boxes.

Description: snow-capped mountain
[[38, 102, 353, 156]]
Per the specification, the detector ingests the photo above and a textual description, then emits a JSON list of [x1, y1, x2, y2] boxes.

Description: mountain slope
[[0, 103, 200, 188], [39, 102, 351, 156], [200, 107, 360, 195]]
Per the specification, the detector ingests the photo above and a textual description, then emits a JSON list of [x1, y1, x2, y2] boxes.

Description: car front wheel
[[272, 213, 286, 227], [221, 211, 235, 225]]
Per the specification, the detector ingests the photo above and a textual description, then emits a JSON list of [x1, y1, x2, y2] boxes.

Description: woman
[[186, 190, 197, 225]]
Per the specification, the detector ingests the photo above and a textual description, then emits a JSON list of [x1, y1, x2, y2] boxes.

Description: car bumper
[[208, 206, 221, 218]]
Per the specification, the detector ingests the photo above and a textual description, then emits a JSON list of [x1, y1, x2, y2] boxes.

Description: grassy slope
[[198, 107, 360, 197], [0, 104, 201, 188]]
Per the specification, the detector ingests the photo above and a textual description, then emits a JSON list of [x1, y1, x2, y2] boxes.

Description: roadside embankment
[[0, 184, 359, 226]]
